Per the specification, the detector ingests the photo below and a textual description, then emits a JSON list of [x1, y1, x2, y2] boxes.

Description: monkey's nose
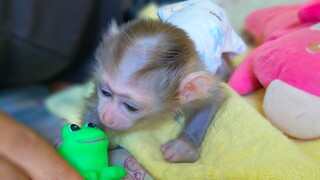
[[103, 118, 114, 124], [102, 112, 114, 124]]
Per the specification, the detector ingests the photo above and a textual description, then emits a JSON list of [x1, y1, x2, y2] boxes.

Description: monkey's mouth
[[78, 138, 106, 144]]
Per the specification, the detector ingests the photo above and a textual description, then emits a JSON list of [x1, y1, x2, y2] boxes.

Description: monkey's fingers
[[0, 111, 83, 180], [160, 139, 175, 153], [160, 140, 176, 161], [161, 139, 199, 163]]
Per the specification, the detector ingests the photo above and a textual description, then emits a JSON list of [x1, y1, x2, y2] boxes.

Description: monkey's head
[[93, 19, 215, 131]]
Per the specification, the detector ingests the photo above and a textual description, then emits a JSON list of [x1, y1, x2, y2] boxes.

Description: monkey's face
[[96, 74, 154, 131], [93, 19, 200, 131]]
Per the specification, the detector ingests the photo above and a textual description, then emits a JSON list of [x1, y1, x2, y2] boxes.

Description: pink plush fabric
[[228, 2, 320, 96], [299, 1, 320, 23], [244, 4, 304, 44]]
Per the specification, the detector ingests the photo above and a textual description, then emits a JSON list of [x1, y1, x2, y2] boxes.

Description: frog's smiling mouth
[[78, 138, 106, 144]]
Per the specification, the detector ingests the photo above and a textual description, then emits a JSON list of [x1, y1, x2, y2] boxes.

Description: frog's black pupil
[[70, 124, 80, 131], [87, 123, 98, 128]]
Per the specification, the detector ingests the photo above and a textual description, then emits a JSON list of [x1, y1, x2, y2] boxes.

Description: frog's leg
[[82, 171, 98, 180], [100, 166, 126, 180]]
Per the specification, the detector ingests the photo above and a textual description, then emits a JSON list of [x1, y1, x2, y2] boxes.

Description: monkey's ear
[[179, 72, 214, 103]]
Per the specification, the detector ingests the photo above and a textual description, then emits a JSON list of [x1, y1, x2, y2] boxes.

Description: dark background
[[0, 0, 179, 88]]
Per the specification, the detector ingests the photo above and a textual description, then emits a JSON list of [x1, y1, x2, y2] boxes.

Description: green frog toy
[[57, 123, 126, 180]]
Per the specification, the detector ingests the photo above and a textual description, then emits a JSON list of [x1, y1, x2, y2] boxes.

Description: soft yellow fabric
[[138, 2, 159, 20], [107, 83, 320, 179], [46, 82, 320, 179], [45, 81, 95, 124]]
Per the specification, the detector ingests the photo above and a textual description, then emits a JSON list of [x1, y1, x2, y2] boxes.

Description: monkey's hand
[[160, 137, 200, 163]]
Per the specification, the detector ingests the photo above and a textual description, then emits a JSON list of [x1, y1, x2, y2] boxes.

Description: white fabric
[[158, 0, 246, 73]]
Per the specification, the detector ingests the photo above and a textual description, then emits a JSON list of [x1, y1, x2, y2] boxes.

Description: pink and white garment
[[158, 0, 246, 74]]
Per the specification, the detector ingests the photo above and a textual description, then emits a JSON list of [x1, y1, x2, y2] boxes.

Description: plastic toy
[[57, 123, 126, 180]]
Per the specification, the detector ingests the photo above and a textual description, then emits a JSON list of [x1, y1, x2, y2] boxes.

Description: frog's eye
[[69, 124, 80, 131], [86, 123, 98, 128]]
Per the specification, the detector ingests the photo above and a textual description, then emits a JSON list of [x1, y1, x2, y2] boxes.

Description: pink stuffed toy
[[228, 1, 320, 139], [299, 0, 320, 23], [228, 1, 320, 96]]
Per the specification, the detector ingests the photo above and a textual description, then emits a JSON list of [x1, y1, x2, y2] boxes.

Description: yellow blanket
[[47, 83, 320, 179], [108, 83, 320, 179]]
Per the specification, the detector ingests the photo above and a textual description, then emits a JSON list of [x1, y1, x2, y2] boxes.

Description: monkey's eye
[[124, 102, 138, 112], [69, 124, 80, 131], [101, 89, 112, 97], [86, 123, 98, 128]]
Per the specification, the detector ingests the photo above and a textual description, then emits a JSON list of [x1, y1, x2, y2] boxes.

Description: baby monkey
[[85, 19, 224, 163]]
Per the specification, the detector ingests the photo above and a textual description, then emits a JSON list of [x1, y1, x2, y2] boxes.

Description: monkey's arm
[[161, 102, 220, 163], [181, 102, 219, 148]]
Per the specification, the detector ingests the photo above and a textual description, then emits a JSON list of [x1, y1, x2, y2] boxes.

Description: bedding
[[0, 85, 63, 142], [46, 82, 320, 179]]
